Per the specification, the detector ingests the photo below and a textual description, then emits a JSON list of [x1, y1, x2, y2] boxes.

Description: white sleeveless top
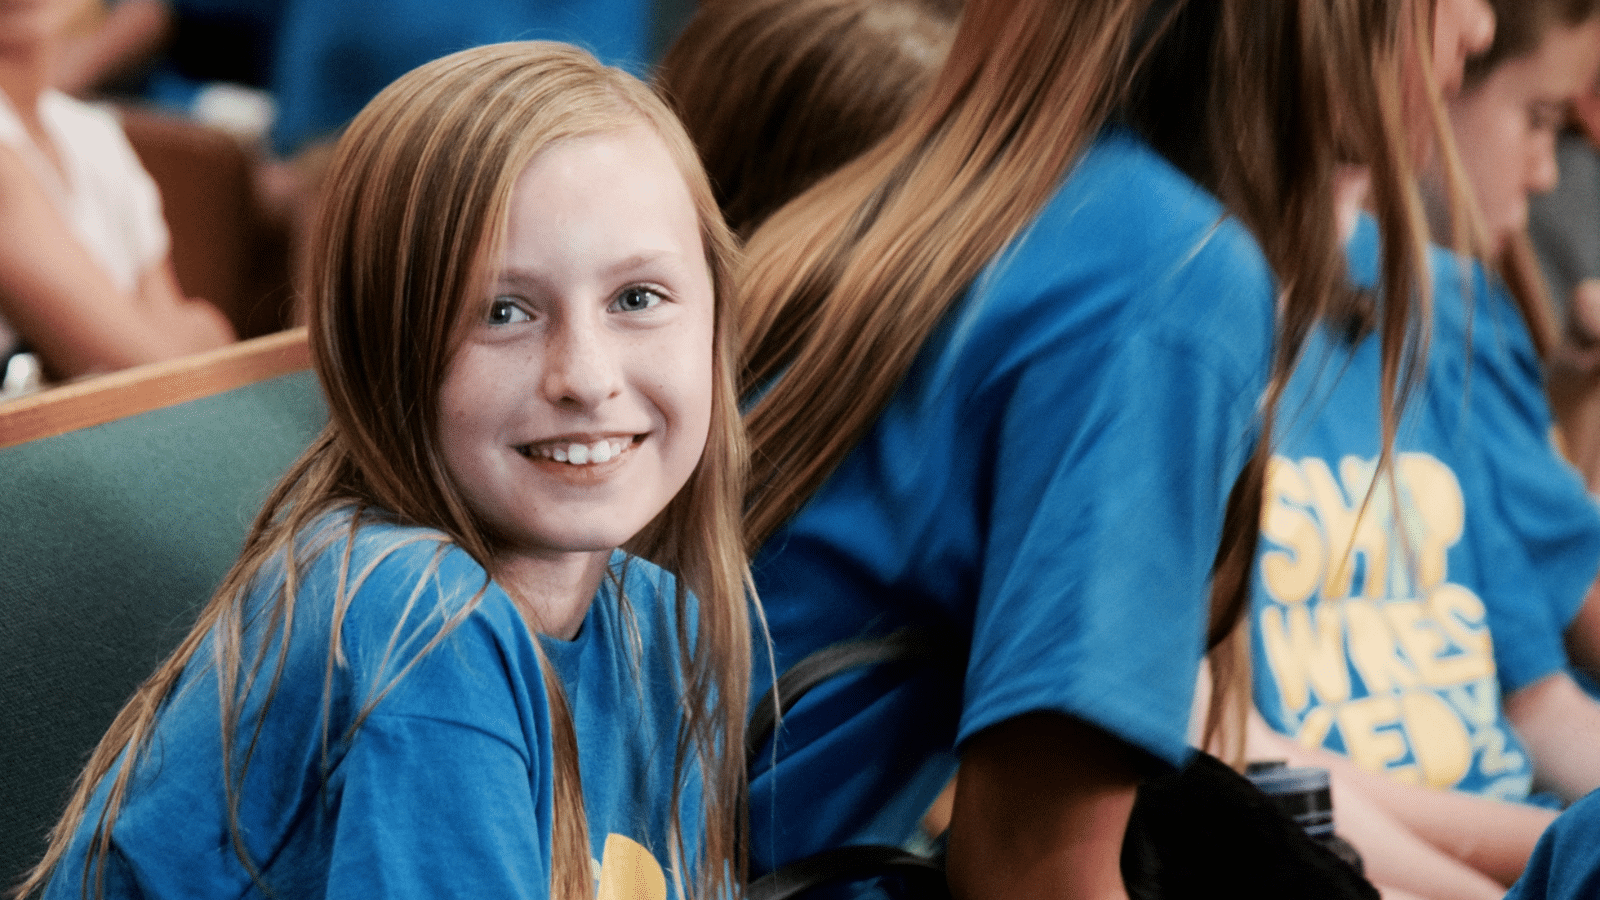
[[0, 91, 169, 354]]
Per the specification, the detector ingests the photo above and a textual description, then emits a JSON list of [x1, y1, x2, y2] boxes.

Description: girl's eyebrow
[[493, 251, 683, 288], [492, 268, 540, 290], [601, 250, 680, 278]]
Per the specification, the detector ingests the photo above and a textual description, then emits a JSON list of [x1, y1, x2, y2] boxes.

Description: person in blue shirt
[[18, 41, 753, 900], [732, 0, 1487, 896], [269, 0, 656, 156], [1246, 4, 1600, 895], [1431, 0, 1600, 740], [1248, 214, 1586, 900]]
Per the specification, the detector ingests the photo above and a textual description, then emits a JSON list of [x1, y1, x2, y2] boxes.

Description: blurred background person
[[0, 0, 234, 397]]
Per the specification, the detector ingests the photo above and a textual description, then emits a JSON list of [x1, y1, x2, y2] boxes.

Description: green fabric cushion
[[0, 371, 325, 889]]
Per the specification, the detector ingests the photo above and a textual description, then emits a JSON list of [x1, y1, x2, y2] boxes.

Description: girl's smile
[[518, 433, 639, 463]]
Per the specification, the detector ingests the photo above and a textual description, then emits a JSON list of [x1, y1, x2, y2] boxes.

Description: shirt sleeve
[[321, 542, 559, 898], [1504, 788, 1600, 900], [323, 711, 553, 898], [1459, 278, 1600, 691], [960, 249, 1272, 768]]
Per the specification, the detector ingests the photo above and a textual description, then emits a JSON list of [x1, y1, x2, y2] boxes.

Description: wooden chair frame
[[0, 327, 310, 448]]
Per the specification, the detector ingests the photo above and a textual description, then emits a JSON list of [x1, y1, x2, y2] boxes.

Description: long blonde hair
[[738, 0, 1446, 755], [19, 42, 750, 900]]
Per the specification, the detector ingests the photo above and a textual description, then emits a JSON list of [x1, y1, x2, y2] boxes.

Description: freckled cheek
[[639, 334, 716, 459]]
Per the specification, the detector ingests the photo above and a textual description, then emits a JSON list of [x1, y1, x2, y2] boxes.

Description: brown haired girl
[[736, 0, 1479, 897], [18, 41, 750, 900]]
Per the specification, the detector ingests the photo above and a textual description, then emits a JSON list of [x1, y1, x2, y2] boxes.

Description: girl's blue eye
[[488, 297, 531, 325], [612, 286, 664, 313]]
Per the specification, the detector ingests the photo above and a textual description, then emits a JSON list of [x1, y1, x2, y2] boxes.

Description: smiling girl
[[16, 41, 750, 900]]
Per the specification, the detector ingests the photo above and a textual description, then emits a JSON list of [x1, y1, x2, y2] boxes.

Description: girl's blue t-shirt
[[44, 511, 702, 899], [1434, 244, 1600, 696], [747, 127, 1277, 875], [1251, 218, 1600, 802]]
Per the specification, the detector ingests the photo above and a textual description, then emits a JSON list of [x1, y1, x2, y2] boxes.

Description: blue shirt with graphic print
[[43, 510, 702, 899], [1252, 217, 1600, 801]]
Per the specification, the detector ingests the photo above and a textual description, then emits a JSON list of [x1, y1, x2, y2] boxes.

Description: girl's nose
[[1529, 145, 1560, 197], [542, 317, 624, 409], [1457, 0, 1496, 60]]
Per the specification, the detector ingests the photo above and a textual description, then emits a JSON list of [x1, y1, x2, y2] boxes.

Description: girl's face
[[437, 127, 715, 599], [1450, 20, 1600, 253]]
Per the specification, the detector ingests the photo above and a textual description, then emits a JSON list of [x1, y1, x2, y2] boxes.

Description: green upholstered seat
[[0, 368, 325, 890]]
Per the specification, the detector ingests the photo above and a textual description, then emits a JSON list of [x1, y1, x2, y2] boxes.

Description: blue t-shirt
[[1251, 218, 1600, 802], [43, 511, 701, 899], [1433, 246, 1600, 696], [747, 128, 1276, 875], [1505, 787, 1600, 900], [269, 0, 654, 155]]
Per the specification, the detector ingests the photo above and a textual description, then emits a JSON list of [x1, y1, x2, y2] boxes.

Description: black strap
[[745, 844, 950, 900], [743, 629, 963, 900], [746, 627, 962, 768]]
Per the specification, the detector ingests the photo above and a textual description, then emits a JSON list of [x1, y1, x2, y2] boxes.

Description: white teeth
[[528, 438, 628, 465]]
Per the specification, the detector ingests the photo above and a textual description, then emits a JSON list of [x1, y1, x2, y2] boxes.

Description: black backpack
[[745, 630, 1378, 900]]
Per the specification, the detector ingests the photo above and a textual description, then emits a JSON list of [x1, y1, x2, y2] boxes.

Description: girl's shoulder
[[953, 128, 1275, 386], [1053, 126, 1271, 283], [38, 91, 122, 139], [979, 126, 1271, 319], [36, 92, 142, 173], [283, 508, 516, 654], [298, 507, 482, 591]]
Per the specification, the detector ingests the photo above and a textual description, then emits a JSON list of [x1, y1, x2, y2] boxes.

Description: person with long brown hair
[[1236, 2, 1600, 897], [734, 0, 1479, 896], [1247, 205, 1570, 900], [16, 41, 751, 900], [1432, 0, 1600, 798]]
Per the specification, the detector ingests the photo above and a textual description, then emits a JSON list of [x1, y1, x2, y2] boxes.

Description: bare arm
[[0, 146, 234, 378], [946, 713, 1139, 900], [1506, 672, 1600, 803], [1247, 712, 1553, 893], [53, 0, 173, 97], [1324, 756, 1513, 900]]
